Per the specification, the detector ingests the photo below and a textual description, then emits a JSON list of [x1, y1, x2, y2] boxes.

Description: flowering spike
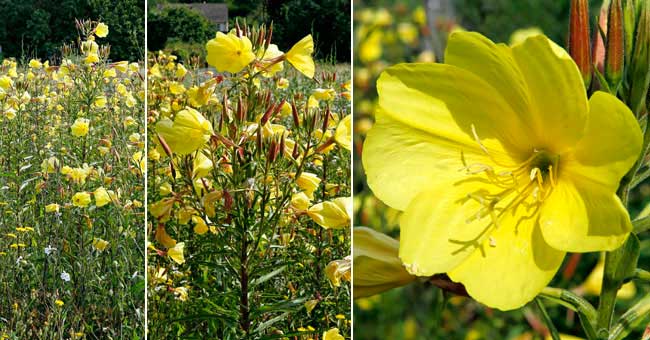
[[605, 0, 625, 90], [569, 0, 593, 89]]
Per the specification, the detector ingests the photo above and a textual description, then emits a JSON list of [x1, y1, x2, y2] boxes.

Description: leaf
[[250, 265, 285, 287]]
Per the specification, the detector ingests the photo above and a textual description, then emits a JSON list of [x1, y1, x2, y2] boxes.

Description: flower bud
[[606, 0, 625, 90], [569, 0, 593, 88], [629, 0, 650, 115], [624, 0, 636, 64], [353, 227, 415, 299]]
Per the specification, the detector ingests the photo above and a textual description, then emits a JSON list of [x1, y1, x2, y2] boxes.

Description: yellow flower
[[323, 328, 344, 340], [156, 108, 214, 155], [307, 197, 351, 229], [205, 32, 255, 73], [92, 238, 109, 251], [258, 44, 284, 76], [54, 299, 64, 307], [45, 203, 60, 213], [85, 53, 99, 64], [312, 88, 336, 101], [29, 59, 42, 69], [353, 227, 415, 298], [94, 96, 107, 108], [325, 256, 351, 287], [94, 187, 112, 207], [168, 242, 185, 265], [276, 77, 289, 89], [294, 172, 321, 199], [70, 118, 90, 137], [192, 215, 208, 235], [291, 192, 311, 211], [285, 35, 315, 78], [334, 114, 351, 151], [363, 31, 642, 310], [0, 76, 13, 89], [72, 192, 91, 208], [95, 22, 109, 38]]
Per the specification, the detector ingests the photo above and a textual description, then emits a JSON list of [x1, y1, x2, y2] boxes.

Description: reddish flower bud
[[605, 0, 625, 89], [291, 100, 300, 127], [569, 0, 593, 88]]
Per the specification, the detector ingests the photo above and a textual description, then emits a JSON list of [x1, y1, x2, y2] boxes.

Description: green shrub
[[147, 6, 215, 52], [163, 38, 207, 65], [0, 0, 144, 61], [266, 0, 351, 63]]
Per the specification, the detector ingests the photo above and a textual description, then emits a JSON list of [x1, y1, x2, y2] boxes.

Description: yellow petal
[[206, 32, 255, 73], [93, 187, 111, 207], [354, 227, 415, 298], [156, 108, 213, 155], [539, 176, 631, 252], [155, 225, 177, 248], [168, 242, 185, 265], [192, 215, 208, 235], [449, 209, 565, 311], [286, 35, 315, 78], [334, 114, 351, 151], [445, 32, 532, 134], [307, 197, 350, 229], [399, 182, 499, 276], [511, 35, 588, 152], [323, 328, 344, 340], [564, 91, 642, 191]]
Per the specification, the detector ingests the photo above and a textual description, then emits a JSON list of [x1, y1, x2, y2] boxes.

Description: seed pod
[[569, 0, 592, 88]]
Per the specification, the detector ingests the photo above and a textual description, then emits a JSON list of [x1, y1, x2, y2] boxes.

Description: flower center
[[451, 127, 559, 254]]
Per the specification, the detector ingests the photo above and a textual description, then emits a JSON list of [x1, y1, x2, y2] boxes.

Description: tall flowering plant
[[147, 23, 351, 338]]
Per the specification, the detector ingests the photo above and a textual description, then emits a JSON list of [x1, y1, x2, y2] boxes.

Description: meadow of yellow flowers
[[147, 24, 351, 339], [0, 20, 145, 338]]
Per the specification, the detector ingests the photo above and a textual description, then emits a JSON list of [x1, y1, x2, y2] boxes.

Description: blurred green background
[[352, 0, 650, 339]]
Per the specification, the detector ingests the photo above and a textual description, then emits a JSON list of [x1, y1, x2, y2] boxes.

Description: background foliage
[[147, 0, 351, 63], [0, 0, 144, 61]]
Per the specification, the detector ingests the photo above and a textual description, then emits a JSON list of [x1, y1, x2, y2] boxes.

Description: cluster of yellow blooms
[[0, 20, 144, 336], [147, 24, 351, 337]]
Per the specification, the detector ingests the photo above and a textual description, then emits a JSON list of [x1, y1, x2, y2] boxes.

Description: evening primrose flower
[[206, 32, 255, 73], [307, 197, 351, 229], [94, 187, 111, 207], [334, 114, 351, 151], [363, 31, 642, 310], [323, 328, 344, 340], [156, 107, 213, 155], [72, 192, 92, 208], [95, 22, 109, 38], [285, 35, 315, 78], [70, 118, 90, 137]]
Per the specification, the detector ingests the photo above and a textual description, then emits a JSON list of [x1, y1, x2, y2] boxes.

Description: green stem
[[634, 269, 650, 283], [608, 294, 650, 340], [596, 254, 620, 338], [536, 298, 561, 340], [539, 287, 598, 340]]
